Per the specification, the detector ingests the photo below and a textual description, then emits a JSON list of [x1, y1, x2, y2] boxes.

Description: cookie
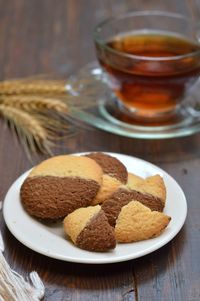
[[126, 173, 166, 207], [63, 205, 116, 252], [86, 152, 128, 184], [20, 155, 103, 220], [102, 187, 135, 227], [91, 174, 122, 205], [102, 184, 164, 227], [86, 152, 128, 204], [115, 201, 171, 243], [126, 173, 144, 188]]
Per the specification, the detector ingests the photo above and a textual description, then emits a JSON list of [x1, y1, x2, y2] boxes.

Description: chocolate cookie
[[86, 152, 128, 205], [20, 155, 103, 220], [86, 152, 128, 183], [115, 201, 171, 243], [63, 205, 116, 252]]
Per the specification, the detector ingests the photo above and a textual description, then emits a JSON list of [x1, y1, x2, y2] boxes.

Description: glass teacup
[[94, 11, 200, 124]]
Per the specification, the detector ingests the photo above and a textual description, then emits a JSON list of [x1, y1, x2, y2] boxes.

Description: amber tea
[[96, 32, 200, 120]]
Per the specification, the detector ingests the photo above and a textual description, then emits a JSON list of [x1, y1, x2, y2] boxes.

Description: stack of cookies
[[20, 152, 171, 252]]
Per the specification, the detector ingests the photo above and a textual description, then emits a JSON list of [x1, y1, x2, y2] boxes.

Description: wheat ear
[[0, 105, 51, 155], [0, 95, 68, 113], [0, 80, 66, 95]]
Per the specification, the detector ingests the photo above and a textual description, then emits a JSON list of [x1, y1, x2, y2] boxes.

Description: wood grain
[[0, 0, 200, 300]]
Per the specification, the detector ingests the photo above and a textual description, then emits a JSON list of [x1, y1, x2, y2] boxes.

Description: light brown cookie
[[91, 174, 122, 205], [126, 173, 144, 188], [140, 175, 166, 206], [20, 155, 103, 220], [86, 152, 128, 205], [115, 201, 171, 243], [63, 205, 116, 252], [126, 173, 166, 207]]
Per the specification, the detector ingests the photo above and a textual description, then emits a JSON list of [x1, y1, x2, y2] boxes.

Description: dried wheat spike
[[0, 80, 66, 95], [0, 104, 51, 155], [0, 95, 68, 113]]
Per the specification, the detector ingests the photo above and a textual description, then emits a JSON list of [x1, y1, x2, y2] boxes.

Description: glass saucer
[[67, 62, 200, 139]]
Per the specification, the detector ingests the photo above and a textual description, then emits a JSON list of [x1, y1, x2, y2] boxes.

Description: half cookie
[[115, 201, 171, 243], [20, 155, 103, 220], [127, 173, 166, 208], [86, 152, 128, 205], [127, 173, 143, 187], [63, 205, 116, 252]]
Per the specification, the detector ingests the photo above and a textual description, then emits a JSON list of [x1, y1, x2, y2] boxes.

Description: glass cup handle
[[65, 62, 107, 107], [184, 77, 200, 117]]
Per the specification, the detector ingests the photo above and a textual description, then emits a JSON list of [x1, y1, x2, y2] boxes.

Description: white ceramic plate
[[3, 152, 187, 264]]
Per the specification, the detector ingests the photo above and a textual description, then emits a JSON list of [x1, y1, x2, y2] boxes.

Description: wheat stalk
[[0, 105, 52, 156], [0, 78, 101, 109], [0, 95, 72, 144], [0, 95, 69, 113], [0, 80, 66, 95], [0, 76, 99, 158]]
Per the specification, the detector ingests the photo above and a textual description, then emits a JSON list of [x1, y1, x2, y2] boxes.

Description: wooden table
[[0, 1, 200, 300]]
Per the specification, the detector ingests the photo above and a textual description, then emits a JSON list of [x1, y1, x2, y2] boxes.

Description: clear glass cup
[[94, 11, 200, 124]]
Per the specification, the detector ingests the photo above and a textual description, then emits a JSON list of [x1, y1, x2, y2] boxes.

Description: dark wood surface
[[0, 1, 200, 300]]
